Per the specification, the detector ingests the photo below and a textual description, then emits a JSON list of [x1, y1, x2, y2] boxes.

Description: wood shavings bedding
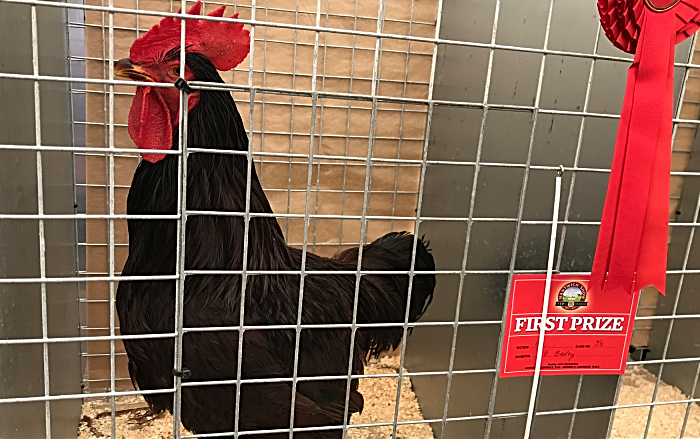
[[78, 361, 700, 438], [78, 356, 434, 439], [610, 365, 700, 439]]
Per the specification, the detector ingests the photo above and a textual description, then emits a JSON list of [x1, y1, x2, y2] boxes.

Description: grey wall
[[0, 2, 82, 438], [403, 0, 693, 437]]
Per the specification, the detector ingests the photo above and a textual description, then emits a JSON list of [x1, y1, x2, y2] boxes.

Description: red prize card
[[499, 275, 640, 378]]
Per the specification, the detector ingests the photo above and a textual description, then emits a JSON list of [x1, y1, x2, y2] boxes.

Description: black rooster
[[114, 2, 436, 438]]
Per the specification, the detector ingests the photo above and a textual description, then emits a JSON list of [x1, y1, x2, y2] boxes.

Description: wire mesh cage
[[4, 0, 700, 438]]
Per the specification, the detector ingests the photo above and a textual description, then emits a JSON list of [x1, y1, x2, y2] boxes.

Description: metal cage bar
[[287, 0, 322, 434], [561, 26, 602, 439], [439, 1, 501, 437], [106, 0, 117, 435], [30, 5, 53, 438], [230, 13, 258, 437], [4, 0, 700, 67], [485, 2, 555, 434], [388, 0, 444, 434], [171, 0, 190, 436]]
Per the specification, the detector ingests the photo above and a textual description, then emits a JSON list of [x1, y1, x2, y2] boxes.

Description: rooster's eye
[[169, 66, 181, 76]]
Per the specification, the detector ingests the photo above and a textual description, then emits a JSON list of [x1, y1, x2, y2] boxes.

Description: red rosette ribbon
[[593, 0, 700, 295]]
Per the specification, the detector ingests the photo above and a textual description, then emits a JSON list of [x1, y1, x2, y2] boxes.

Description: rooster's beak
[[114, 58, 154, 82]]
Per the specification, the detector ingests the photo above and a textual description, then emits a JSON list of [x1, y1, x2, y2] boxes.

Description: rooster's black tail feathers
[[366, 231, 436, 323], [333, 231, 436, 360]]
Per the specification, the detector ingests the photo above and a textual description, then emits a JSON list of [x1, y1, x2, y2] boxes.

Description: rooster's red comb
[[130, 0, 250, 72]]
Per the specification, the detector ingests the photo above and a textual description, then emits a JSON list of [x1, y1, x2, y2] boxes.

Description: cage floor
[[78, 361, 700, 439], [78, 355, 434, 439], [610, 365, 700, 438]]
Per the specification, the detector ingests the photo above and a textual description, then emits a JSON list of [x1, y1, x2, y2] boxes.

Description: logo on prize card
[[555, 282, 588, 311]]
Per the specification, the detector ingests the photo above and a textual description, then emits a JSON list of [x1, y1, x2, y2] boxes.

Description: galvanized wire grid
[[2, 0, 700, 438]]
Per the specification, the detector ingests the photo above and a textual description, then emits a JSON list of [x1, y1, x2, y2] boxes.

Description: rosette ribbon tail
[[591, 10, 675, 296]]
